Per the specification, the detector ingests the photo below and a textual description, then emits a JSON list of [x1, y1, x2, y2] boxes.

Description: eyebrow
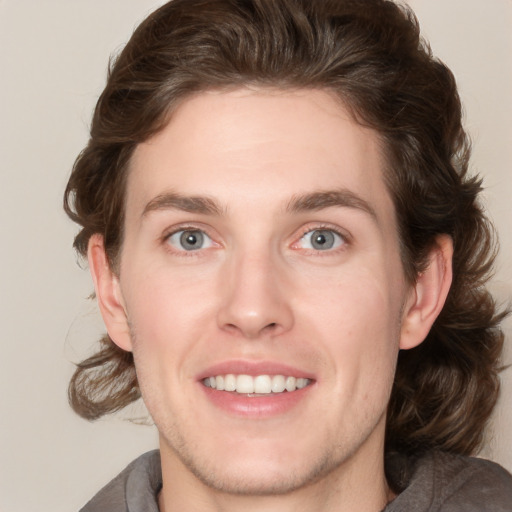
[[286, 189, 377, 220], [141, 188, 377, 220], [142, 192, 224, 217]]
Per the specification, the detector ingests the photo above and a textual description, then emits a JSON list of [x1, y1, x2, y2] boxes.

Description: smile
[[202, 374, 311, 394]]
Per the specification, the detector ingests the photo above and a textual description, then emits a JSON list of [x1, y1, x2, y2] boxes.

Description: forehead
[[126, 88, 394, 225]]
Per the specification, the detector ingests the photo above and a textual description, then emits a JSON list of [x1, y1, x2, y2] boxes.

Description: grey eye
[[167, 230, 212, 251], [299, 229, 343, 251]]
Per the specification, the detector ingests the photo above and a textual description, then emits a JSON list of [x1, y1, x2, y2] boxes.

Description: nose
[[216, 249, 294, 339]]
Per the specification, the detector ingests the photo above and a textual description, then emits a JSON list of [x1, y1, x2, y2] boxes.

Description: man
[[65, 0, 512, 510]]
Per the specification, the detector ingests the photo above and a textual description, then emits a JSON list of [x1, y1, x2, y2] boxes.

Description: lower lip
[[200, 384, 313, 417]]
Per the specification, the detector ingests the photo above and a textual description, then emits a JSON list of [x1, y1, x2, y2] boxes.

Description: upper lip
[[197, 360, 315, 381]]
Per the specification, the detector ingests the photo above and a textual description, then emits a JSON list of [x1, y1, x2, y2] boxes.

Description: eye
[[166, 229, 213, 251], [298, 229, 345, 251]]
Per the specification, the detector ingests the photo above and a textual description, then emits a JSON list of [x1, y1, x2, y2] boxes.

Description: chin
[[190, 463, 322, 496], [173, 440, 343, 497]]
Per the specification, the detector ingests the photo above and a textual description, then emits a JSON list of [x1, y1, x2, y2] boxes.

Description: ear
[[399, 235, 453, 350], [88, 234, 133, 352]]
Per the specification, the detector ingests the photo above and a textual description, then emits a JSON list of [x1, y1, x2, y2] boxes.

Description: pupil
[[315, 233, 327, 245], [312, 230, 334, 250], [180, 230, 203, 250]]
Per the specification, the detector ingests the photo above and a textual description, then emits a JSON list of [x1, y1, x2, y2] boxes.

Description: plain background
[[0, 1, 510, 511]]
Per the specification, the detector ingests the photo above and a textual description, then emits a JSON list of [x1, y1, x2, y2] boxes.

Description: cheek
[[306, 265, 403, 335], [297, 263, 404, 380], [123, 268, 215, 411], [122, 264, 216, 356]]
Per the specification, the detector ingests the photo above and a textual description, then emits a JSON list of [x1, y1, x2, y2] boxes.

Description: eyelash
[[161, 223, 351, 256], [294, 224, 350, 254], [162, 224, 218, 256]]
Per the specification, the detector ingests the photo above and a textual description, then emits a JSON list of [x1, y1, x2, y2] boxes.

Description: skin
[[89, 88, 453, 512]]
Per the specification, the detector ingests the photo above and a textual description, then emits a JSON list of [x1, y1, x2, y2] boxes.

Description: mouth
[[202, 374, 312, 394]]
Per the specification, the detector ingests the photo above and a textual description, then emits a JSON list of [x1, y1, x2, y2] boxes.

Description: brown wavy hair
[[64, 0, 508, 456]]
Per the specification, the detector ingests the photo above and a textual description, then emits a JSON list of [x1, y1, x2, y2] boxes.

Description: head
[[65, 0, 505, 474]]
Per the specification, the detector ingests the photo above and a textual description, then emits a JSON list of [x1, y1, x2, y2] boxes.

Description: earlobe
[[399, 235, 453, 350], [88, 234, 133, 352]]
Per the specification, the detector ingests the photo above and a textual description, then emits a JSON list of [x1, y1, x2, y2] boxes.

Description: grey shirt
[[80, 450, 512, 511]]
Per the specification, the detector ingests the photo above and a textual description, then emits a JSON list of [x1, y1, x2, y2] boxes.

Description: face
[[101, 89, 418, 496]]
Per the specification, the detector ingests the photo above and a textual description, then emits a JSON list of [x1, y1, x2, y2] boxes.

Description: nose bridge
[[217, 243, 293, 338]]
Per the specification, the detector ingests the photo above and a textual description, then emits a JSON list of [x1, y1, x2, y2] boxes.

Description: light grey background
[[0, 1, 510, 511]]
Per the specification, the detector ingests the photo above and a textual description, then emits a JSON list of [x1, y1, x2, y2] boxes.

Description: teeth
[[296, 377, 308, 389], [224, 374, 236, 392], [271, 375, 286, 393], [254, 375, 272, 394], [236, 374, 254, 393], [285, 376, 296, 392], [203, 374, 311, 394]]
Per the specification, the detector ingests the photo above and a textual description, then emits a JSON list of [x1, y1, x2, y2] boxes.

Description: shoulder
[[79, 450, 162, 512], [430, 451, 512, 510], [386, 451, 512, 512]]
